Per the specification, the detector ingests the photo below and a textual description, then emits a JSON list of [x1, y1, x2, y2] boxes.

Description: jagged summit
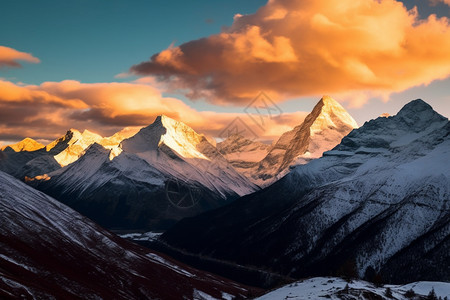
[[155, 114, 172, 122], [308, 95, 358, 134], [396, 99, 447, 130], [151, 115, 184, 129], [399, 98, 430, 111], [1, 138, 44, 152], [122, 115, 207, 159], [45, 129, 77, 152], [120, 115, 257, 195], [331, 99, 448, 155], [279, 96, 357, 165], [51, 129, 103, 166], [252, 96, 357, 186], [317, 95, 342, 108]]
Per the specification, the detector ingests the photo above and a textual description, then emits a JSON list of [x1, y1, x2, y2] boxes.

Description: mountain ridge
[[161, 98, 450, 284], [1, 137, 44, 152], [28, 115, 258, 230], [250, 95, 358, 186]]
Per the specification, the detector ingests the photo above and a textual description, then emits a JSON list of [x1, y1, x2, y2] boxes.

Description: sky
[[1, 0, 449, 146]]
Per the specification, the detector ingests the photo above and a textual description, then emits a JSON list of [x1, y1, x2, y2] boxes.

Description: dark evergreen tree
[[426, 288, 438, 300], [385, 287, 393, 298], [404, 288, 416, 298]]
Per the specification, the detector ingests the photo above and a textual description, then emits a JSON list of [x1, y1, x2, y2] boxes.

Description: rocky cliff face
[[231, 96, 358, 187]]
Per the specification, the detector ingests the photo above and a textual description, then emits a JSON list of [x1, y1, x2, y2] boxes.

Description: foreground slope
[[161, 99, 450, 283], [0, 170, 255, 299], [31, 115, 257, 230]]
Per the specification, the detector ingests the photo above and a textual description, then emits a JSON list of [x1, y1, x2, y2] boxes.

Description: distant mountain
[[52, 129, 103, 166], [218, 96, 358, 186], [215, 134, 271, 180], [0, 138, 44, 152], [0, 170, 255, 299], [252, 96, 358, 186], [121, 115, 256, 196], [29, 115, 257, 230], [0, 127, 139, 179], [99, 126, 142, 148], [161, 99, 450, 284]]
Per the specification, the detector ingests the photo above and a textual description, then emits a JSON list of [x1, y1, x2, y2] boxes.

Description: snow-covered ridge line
[[256, 277, 450, 299]]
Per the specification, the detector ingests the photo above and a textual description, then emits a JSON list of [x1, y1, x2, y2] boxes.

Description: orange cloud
[[0, 79, 306, 144], [0, 46, 40, 68], [130, 0, 450, 107]]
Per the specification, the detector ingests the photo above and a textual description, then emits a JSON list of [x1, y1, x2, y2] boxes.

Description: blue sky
[[0, 0, 265, 84]]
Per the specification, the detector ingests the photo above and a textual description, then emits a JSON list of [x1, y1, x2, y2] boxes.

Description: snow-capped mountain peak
[[122, 115, 208, 159], [0, 137, 44, 152], [29, 115, 257, 230], [252, 96, 358, 186], [120, 115, 257, 197], [308, 95, 358, 134], [45, 128, 80, 152], [396, 99, 447, 131], [52, 129, 103, 166]]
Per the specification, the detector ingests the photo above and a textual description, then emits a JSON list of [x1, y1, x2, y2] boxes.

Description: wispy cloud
[[130, 0, 450, 107], [0, 46, 40, 68]]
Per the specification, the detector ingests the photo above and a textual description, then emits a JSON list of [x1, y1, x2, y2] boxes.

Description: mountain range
[[160, 99, 450, 284], [1, 96, 353, 231], [1, 96, 449, 298], [25, 115, 256, 230], [0, 127, 139, 179], [218, 96, 358, 186]]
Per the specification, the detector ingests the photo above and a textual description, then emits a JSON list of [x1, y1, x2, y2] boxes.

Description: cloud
[[430, 0, 450, 6], [0, 79, 307, 144], [130, 0, 450, 107], [0, 46, 40, 68]]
